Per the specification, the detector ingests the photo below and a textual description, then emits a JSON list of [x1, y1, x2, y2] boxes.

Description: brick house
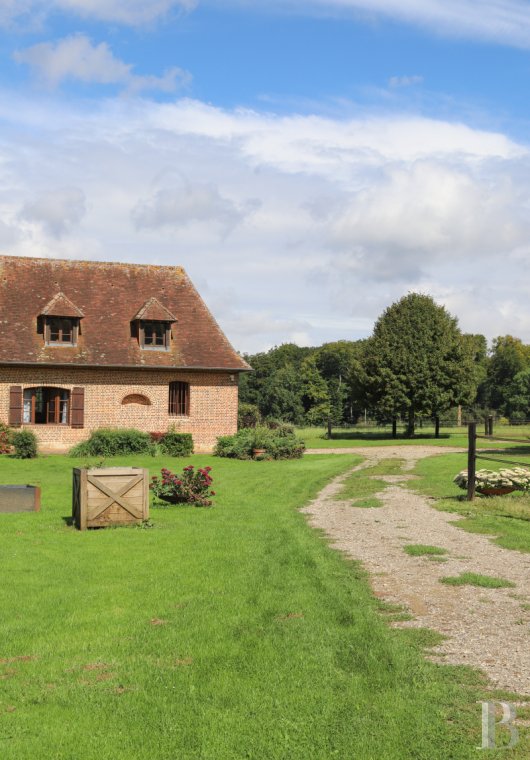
[[0, 256, 250, 452]]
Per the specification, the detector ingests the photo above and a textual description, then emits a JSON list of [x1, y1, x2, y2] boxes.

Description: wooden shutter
[[71, 387, 85, 429], [9, 386, 23, 427]]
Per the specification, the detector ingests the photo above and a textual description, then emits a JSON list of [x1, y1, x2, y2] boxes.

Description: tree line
[[239, 293, 530, 435]]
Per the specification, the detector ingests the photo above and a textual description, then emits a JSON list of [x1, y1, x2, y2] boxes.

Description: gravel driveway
[[302, 446, 530, 696]]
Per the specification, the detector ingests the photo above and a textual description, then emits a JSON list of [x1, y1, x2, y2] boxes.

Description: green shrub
[[214, 428, 255, 460], [11, 429, 38, 459], [70, 428, 151, 457], [159, 432, 194, 457], [238, 403, 261, 429], [214, 426, 305, 460]]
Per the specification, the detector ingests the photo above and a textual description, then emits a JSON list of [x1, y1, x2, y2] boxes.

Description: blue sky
[[1, 0, 530, 351]]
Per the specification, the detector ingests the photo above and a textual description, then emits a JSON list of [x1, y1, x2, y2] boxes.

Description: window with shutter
[[20, 387, 71, 425]]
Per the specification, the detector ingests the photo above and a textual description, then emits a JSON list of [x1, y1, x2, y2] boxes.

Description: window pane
[[23, 390, 32, 424]]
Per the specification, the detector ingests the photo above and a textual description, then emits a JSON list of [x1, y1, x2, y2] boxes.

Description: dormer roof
[[132, 297, 177, 323], [40, 292, 84, 318]]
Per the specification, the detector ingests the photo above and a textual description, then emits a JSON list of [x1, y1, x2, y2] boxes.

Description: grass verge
[[335, 458, 402, 507], [412, 452, 530, 553]]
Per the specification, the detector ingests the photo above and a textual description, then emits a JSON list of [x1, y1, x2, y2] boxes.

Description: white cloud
[[20, 186, 86, 237], [0, 0, 195, 27], [132, 177, 255, 233], [388, 75, 423, 88], [1, 92, 530, 351], [217, 0, 530, 49], [14, 34, 191, 93]]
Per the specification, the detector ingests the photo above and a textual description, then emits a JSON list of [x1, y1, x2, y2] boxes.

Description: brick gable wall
[[0, 367, 238, 453]]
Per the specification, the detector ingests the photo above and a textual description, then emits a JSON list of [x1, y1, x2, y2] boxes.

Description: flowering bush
[[454, 468, 530, 491], [150, 465, 215, 507], [0, 423, 12, 455]]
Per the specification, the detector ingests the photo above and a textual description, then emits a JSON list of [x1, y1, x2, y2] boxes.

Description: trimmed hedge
[[159, 432, 194, 457], [70, 428, 152, 457], [214, 425, 305, 460]]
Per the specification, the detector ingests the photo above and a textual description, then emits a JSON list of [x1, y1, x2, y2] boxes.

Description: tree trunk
[[406, 409, 415, 438], [457, 404, 462, 427], [327, 416, 332, 440], [434, 415, 440, 438], [392, 417, 397, 438]]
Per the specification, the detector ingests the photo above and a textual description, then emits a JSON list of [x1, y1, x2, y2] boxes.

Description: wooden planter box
[[72, 467, 149, 530], [0, 485, 41, 513]]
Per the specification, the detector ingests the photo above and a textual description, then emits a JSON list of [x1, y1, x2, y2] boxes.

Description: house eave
[[0, 361, 252, 373]]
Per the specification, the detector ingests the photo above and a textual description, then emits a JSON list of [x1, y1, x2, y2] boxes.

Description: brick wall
[[0, 366, 239, 453]]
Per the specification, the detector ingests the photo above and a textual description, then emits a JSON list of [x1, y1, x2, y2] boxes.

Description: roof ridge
[[0, 254, 186, 274]]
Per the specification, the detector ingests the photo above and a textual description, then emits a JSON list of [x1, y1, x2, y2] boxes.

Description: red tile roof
[[0, 256, 250, 371]]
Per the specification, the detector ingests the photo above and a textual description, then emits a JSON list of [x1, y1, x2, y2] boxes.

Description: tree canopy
[[357, 293, 476, 435], [237, 303, 530, 430]]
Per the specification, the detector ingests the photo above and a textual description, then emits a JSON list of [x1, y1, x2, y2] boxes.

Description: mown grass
[[0, 453, 528, 758], [299, 424, 530, 450], [412, 452, 530, 554], [440, 573, 515, 589], [404, 544, 449, 557]]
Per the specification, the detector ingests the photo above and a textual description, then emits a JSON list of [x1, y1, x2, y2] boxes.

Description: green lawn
[[413, 452, 530, 553], [299, 424, 530, 450], [0, 453, 527, 758]]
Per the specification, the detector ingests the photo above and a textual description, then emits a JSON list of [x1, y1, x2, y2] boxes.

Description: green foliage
[[214, 426, 305, 460], [358, 293, 476, 436], [158, 431, 194, 457], [11, 428, 38, 459], [239, 340, 364, 426], [504, 367, 530, 421], [300, 354, 330, 425], [0, 422, 12, 454], [486, 335, 530, 412], [237, 402, 261, 429], [70, 428, 152, 457]]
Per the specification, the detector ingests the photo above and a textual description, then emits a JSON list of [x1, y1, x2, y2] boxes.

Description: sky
[[1, 1, 530, 353]]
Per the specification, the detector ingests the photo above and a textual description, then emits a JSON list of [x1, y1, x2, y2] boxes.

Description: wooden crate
[[0, 485, 41, 513], [72, 467, 149, 530]]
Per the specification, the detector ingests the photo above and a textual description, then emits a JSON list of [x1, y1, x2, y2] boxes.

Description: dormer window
[[39, 292, 84, 348], [132, 297, 177, 352], [46, 317, 78, 345], [141, 321, 170, 349]]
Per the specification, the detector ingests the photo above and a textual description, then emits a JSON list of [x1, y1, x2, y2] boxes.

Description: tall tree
[[486, 335, 530, 412], [360, 293, 476, 436], [300, 355, 330, 425]]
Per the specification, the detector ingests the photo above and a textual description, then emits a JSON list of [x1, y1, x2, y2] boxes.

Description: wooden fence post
[[488, 415, 494, 437], [327, 417, 332, 440], [467, 422, 476, 501]]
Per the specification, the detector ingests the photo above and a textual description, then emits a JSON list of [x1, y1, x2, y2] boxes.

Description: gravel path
[[302, 446, 530, 695]]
